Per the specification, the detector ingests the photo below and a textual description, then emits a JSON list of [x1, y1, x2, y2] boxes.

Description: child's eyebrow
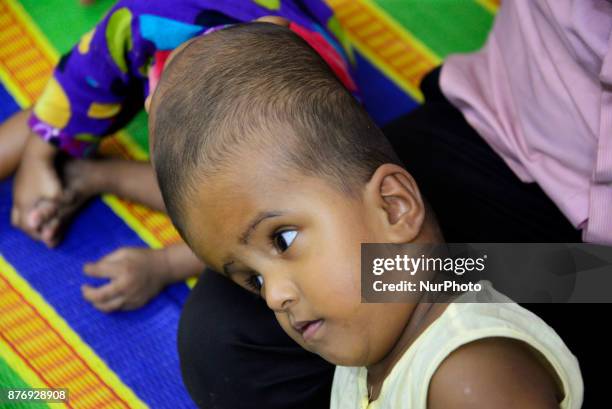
[[238, 211, 284, 245]]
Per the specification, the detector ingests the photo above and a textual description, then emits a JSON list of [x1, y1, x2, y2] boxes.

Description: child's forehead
[[193, 160, 350, 216], [186, 173, 333, 245]]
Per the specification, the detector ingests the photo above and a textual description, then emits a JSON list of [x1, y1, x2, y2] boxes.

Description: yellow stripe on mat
[[0, 255, 147, 408], [326, 0, 441, 102], [474, 0, 500, 14], [0, 334, 68, 408], [98, 138, 182, 249]]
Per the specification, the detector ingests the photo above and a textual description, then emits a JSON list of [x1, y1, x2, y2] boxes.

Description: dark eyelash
[[245, 275, 262, 292], [270, 228, 294, 252]]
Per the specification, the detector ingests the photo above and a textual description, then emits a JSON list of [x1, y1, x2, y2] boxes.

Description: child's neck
[[365, 296, 449, 402], [364, 219, 448, 402]]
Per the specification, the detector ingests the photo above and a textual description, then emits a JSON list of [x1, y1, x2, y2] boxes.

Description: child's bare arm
[[428, 337, 562, 409], [63, 158, 165, 212], [81, 243, 204, 312]]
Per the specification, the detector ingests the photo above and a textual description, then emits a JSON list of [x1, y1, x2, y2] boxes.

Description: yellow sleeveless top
[[330, 281, 583, 409]]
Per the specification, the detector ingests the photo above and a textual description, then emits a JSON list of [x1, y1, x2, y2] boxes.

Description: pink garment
[[440, 0, 612, 244]]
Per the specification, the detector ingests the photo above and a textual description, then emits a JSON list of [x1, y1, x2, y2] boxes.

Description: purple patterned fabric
[[29, 0, 344, 157]]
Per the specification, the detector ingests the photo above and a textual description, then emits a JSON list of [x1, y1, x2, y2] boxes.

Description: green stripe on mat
[[123, 110, 151, 156], [0, 356, 50, 409], [17, 0, 495, 155], [17, 0, 114, 54], [373, 0, 494, 57]]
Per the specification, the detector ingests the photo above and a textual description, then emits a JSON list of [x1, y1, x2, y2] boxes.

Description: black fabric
[[178, 67, 600, 408], [178, 269, 334, 409], [384, 68, 600, 407], [384, 68, 582, 243]]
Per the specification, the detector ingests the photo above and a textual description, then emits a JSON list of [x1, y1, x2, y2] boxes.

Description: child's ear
[[364, 164, 425, 243]]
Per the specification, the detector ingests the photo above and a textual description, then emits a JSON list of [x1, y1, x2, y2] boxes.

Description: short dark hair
[[151, 22, 402, 237]]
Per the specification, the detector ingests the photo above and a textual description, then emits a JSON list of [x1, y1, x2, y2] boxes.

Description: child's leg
[[0, 109, 31, 179]]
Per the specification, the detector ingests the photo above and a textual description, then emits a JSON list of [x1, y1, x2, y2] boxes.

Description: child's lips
[[293, 319, 324, 342]]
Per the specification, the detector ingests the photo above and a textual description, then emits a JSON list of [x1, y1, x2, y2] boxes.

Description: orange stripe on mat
[[326, 0, 441, 101], [99, 138, 181, 248], [0, 1, 55, 104], [0, 274, 131, 409]]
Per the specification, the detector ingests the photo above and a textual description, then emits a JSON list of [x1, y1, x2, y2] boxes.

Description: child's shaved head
[[150, 22, 401, 236], [150, 22, 441, 369]]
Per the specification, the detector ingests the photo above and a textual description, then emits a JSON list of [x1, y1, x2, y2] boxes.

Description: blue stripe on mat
[[0, 84, 20, 122], [0, 179, 194, 408], [352, 51, 420, 127]]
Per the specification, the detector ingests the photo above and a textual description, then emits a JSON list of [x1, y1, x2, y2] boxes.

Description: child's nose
[[264, 275, 298, 312]]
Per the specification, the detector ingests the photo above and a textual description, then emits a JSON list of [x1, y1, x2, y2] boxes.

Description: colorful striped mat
[[0, 1, 495, 407]]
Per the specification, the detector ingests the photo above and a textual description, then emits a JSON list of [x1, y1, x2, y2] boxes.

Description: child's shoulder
[[428, 337, 562, 409]]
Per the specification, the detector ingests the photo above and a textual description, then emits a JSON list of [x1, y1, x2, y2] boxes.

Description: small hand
[[81, 247, 172, 312]]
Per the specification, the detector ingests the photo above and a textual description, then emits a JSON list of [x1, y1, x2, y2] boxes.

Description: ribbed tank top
[[330, 281, 583, 409]]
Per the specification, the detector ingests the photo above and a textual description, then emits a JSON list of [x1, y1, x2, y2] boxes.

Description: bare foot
[[22, 198, 60, 247], [27, 199, 58, 231], [32, 158, 105, 247]]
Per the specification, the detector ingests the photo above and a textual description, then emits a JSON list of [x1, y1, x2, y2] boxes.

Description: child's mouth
[[293, 319, 324, 342]]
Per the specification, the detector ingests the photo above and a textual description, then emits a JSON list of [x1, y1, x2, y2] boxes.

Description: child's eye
[[273, 230, 298, 252], [245, 274, 264, 292]]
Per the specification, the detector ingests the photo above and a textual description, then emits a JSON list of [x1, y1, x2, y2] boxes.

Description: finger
[[41, 199, 80, 247], [93, 296, 125, 313], [101, 247, 137, 263], [83, 261, 116, 278], [81, 282, 122, 304], [28, 200, 58, 230], [41, 217, 61, 248], [86, 247, 132, 267]]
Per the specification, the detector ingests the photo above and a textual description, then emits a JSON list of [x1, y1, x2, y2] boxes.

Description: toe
[[28, 200, 58, 230], [41, 218, 61, 248]]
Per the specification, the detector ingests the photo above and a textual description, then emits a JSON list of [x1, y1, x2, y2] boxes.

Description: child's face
[[181, 157, 417, 366]]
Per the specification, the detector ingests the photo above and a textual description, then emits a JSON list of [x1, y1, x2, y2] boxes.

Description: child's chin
[[288, 330, 366, 366], [318, 349, 364, 367]]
